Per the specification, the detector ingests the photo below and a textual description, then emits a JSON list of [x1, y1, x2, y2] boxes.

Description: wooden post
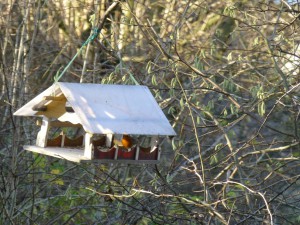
[[106, 133, 113, 147], [60, 131, 65, 147], [84, 133, 93, 159], [150, 136, 159, 152], [36, 117, 50, 147], [135, 145, 140, 160], [157, 146, 161, 160], [114, 147, 119, 160]]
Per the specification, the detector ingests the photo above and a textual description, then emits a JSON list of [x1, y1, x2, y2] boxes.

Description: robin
[[113, 134, 133, 149], [121, 134, 133, 148]]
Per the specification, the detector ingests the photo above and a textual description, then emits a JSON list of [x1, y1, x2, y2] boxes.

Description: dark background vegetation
[[1, 0, 300, 224]]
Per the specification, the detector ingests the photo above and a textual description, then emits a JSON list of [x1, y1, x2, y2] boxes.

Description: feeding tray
[[14, 82, 176, 163]]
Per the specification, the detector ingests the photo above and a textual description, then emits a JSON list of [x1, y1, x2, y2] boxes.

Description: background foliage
[[1, 0, 300, 224]]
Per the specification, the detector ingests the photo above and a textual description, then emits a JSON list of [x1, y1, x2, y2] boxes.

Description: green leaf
[[146, 61, 152, 74], [196, 116, 201, 125], [292, 151, 300, 157], [171, 78, 177, 87], [258, 101, 265, 117], [89, 14, 96, 26], [200, 49, 206, 58], [194, 57, 204, 71], [151, 75, 157, 85], [223, 108, 228, 117], [215, 143, 224, 151], [210, 155, 218, 165], [227, 190, 236, 198], [208, 100, 214, 110], [257, 86, 264, 99], [227, 52, 233, 61], [168, 106, 175, 115], [253, 37, 260, 46], [230, 103, 235, 115], [172, 138, 177, 150], [179, 98, 184, 108]]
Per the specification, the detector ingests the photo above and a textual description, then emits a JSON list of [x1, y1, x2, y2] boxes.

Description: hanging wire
[[54, 28, 100, 82], [54, 22, 139, 85]]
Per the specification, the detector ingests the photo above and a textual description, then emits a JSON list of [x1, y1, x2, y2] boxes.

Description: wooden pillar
[[36, 117, 50, 147], [151, 136, 160, 160], [157, 146, 161, 160], [106, 133, 113, 147], [114, 147, 119, 160], [84, 133, 93, 159], [150, 136, 159, 152], [60, 131, 65, 147], [135, 145, 140, 160]]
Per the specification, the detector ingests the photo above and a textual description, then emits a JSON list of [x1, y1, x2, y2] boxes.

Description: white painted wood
[[43, 96, 65, 101], [49, 121, 82, 128], [60, 83, 176, 135], [157, 147, 161, 160], [60, 131, 65, 147], [36, 117, 50, 147], [150, 136, 159, 152], [58, 112, 81, 125], [24, 145, 88, 163], [36, 119, 42, 126], [15, 82, 176, 163], [106, 134, 113, 147], [14, 82, 176, 136], [135, 145, 140, 160], [84, 133, 93, 159], [23, 145, 160, 164], [86, 159, 159, 164], [114, 147, 118, 160], [14, 83, 62, 116]]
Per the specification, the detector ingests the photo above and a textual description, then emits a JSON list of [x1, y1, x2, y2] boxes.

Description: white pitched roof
[[14, 82, 176, 136]]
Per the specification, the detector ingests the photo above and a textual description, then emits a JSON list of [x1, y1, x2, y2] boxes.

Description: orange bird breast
[[121, 135, 132, 148]]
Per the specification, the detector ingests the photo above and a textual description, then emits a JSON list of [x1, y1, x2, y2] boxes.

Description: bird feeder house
[[14, 82, 176, 163]]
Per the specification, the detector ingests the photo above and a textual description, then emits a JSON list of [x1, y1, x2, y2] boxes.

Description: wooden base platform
[[24, 145, 89, 162], [24, 145, 159, 164]]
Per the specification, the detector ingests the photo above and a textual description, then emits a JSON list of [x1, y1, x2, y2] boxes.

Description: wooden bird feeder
[[14, 82, 176, 163]]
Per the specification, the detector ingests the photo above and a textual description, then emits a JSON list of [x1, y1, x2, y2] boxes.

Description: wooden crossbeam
[[36, 120, 82, 127], [33, 95, 67, 112], [50, 121, 81, 127], [32, 105, 47, 111], [43, 95, 66, 101]]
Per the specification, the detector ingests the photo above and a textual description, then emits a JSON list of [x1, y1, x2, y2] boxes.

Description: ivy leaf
[[258, 101, 266, 117], [89, 14, 96, 26]]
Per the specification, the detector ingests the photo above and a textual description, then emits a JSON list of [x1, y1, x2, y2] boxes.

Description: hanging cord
[[54, 26, 139, 85], [53, 1, 139, 86], [53, 1, 120, 83], [54, 28, 100, 82]]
